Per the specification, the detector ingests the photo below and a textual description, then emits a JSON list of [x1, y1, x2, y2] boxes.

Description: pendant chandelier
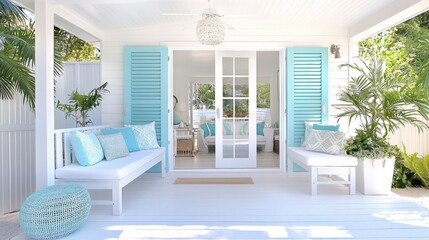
[[196, 12, 225, 45]]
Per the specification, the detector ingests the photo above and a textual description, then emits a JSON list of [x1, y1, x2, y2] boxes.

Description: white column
[[35, 0, 55, 190]]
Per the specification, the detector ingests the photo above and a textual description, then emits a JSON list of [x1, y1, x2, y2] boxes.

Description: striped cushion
[[128, 122, 160, 150], [305, 129, 344, 155]]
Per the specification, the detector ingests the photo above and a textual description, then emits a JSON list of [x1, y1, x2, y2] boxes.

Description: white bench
[[54, 125, 166, 215], [288, 147, 358, 195]]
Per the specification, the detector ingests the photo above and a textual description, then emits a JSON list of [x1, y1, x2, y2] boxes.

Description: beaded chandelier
[[196, 13, 225, 45]]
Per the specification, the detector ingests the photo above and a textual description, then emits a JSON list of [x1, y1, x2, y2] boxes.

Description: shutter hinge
[[168, 56, 170, 61]]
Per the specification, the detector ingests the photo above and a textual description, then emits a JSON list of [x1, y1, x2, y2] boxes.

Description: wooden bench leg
[[112, 182, 122, 216], [311, 167, 317, 195], [161, 158, 166, 178], [349, 167, 356, 195]]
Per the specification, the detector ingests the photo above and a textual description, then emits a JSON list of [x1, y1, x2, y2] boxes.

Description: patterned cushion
[[128, 122, 160, 150], [101, 127, 139, 152], [71, 131, 104, 166], [301, 121, 317, 147], [305, 129, 345, 155], [97, 134, 129, 160]]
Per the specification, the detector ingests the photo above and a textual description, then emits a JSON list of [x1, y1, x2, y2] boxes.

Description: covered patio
[[5, 0, 429, 239], [54, 172, 429, 239]]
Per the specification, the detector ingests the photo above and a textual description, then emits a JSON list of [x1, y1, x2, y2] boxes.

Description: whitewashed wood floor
[[61, 172, 429, 239]]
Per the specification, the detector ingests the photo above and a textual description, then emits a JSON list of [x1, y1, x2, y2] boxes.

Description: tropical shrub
[[402, 148, 429, 187], [335, 58, 429, 159], [56, 82, 109, 127]]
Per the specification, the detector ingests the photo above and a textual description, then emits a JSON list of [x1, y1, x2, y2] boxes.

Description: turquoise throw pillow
[[101, 127, 139, 152], [207, 123, 216, 136], [200, 123, 209, 138], [257, 122, 265, 136], [312, 123, 340, 132], [173, 111, 182, 125], [97, 134, 129, 160], [71, 131, 104, 166], [128, 122, 160, 150]]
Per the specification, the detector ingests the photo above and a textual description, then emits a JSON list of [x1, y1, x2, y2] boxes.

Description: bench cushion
[[56, 148, 165, 180], [288, 147, 357, 167]]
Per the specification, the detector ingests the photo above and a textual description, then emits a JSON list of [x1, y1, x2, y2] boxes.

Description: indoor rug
[[174, 177, 254, 184]]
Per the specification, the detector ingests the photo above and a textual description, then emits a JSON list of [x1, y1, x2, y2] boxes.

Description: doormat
[[174, 177, 254, 184]]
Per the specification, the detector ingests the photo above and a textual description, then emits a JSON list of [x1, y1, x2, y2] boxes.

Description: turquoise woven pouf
[[19, 184, 91, 240]]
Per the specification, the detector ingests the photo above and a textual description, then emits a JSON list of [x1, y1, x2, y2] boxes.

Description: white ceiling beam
[[53, 5, 104, 42], [350, 0, 429, 42]]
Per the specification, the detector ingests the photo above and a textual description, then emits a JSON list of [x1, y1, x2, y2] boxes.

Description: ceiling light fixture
[[196, 9, 225, 45]]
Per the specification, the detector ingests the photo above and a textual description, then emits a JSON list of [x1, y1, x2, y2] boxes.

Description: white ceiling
[[14, 0, 429, 43]]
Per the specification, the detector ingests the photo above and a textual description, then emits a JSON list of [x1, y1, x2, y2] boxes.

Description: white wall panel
[[0, 95, 35, 215]]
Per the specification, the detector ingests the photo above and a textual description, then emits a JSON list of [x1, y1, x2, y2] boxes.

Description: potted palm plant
[[335, 58, 429, 194]]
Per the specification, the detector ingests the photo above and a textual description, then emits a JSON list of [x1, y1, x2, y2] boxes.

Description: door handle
[[217, 108, 220, 119]]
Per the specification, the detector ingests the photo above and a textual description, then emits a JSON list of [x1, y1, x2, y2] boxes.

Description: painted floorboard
[[63, 172, 429, 239]]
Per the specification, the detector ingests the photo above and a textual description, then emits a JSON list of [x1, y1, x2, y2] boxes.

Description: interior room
[[172, 50, 280, 169]]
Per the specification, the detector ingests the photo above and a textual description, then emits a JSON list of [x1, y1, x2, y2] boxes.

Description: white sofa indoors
[[53, 125, 165, 216], [199, 120, 274, 153]]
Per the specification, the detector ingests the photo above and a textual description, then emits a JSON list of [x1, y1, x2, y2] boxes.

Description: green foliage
[[336, 58, 429, 140], [402, 147, 429, 187], [54, 27, 100, 62], [257, 83, 270, 108], [344, 130, 397, 159], [56, 82, 109, 127], [392, 157, 419, 188], [193, 83, 215, 109]]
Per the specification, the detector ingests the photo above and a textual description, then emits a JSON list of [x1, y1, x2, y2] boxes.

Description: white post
[[35, 0, 55, 190]]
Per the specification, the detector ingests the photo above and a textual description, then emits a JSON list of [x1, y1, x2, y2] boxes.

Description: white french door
[[215, 51, 257, 168]]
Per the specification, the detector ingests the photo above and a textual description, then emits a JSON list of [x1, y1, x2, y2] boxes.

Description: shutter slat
[[124, 46, 168, 172], [287, 47, 328, 152]]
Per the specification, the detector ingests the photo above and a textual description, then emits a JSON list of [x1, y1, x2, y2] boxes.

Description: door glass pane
[[235, 77, 249, 97], [223, 139, 234, 158], [235, 58, 249, 75], [223, 77, 233, 97], [235, 99, 248, 118], [235, 140, 249, 158], [223, 99, 233, 118], [223, 57, 233, 75]]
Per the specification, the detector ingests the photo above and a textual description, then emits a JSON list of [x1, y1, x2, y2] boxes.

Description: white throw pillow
[[305, 129, 345, 155]]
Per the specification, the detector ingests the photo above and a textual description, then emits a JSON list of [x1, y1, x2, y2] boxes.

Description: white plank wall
[[0, 95, 35, 215]]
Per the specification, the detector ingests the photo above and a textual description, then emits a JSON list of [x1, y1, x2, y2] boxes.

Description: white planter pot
[[356, 157, 395, 195]]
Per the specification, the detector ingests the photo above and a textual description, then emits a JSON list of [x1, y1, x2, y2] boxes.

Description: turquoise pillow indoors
[[71, 131, 104, 166], [207, 123, 216, 136], [101, 127, 139, 152], [312, 123, 340, 132], [200, 123, 210, 138], [257, 122, 265, 136]]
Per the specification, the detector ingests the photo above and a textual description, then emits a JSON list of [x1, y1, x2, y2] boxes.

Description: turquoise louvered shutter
[[124, 46, 168, 172], [286, 47, 328, 148]]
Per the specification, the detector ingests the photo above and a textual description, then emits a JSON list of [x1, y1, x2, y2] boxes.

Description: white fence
[[55, 62, 101, 129], [0, 62, 99, 215], [390, 123, 429, 156], [0, 95, 35, 215]]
